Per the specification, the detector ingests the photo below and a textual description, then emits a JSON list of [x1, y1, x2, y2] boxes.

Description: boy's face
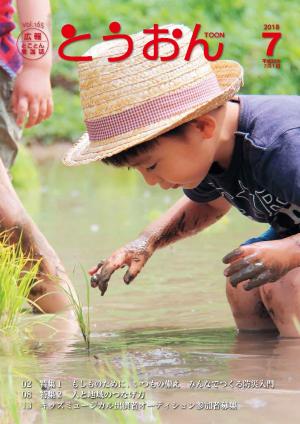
[[127, 119, 218, 190]]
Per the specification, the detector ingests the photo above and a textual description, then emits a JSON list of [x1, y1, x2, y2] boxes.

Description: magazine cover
[[0, 0, 299, 423]]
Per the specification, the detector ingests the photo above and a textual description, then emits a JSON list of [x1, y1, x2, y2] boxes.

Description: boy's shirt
[[0, 0, 22, 78], [183, 94, 300, 238]]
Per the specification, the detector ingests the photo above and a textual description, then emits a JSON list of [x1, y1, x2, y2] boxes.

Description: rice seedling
[[0, 366, 49, 424], [62, 353, 162, 423], [0, 232, 42, 332], [0, 366, 21, 424], [62, 265, 91, 351], [92, 353, 161, 423], [93, 357, 146, 424]]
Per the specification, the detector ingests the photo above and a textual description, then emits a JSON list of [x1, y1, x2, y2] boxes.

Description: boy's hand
[[11, 65, 53, 128], [88, 235, 155, 296], [223, 238, 300, 290]]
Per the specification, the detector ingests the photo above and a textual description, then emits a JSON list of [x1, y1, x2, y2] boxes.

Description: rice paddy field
[[2, 0, 299, 423], [1, 155, 300, 424]]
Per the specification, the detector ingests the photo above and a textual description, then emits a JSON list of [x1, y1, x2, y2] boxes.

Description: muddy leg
[[259, 267, 300, 338], [226, 277, 278, 333], [0, 158, 77, 313]]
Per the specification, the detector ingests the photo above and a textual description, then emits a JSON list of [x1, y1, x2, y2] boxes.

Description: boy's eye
[[146, 163, 157, 171]]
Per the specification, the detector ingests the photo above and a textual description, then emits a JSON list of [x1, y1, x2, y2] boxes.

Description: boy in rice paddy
[[64, 24, 300, 337]]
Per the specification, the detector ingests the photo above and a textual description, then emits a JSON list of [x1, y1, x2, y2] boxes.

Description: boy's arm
[[90, 195, 231, 294], [12, 0, 53, 128], [143, 195, 231, 249]]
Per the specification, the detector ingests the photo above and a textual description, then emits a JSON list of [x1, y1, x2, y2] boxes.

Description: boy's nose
[[139, 169, 159, 186], [144, 174, 159, 186], [145, 176, 170, 189]]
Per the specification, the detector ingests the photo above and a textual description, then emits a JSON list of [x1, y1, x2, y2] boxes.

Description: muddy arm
[[142, 195, 231, 249], [89, 195, 231, 294], [0, 159, 77, 313]]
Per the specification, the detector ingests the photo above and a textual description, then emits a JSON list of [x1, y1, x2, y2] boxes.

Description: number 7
[[262, 32, 282, 56]]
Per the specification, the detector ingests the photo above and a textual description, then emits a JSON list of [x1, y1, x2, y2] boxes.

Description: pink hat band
[[63, 23, 244, 166], [85, 73, 221, 142]]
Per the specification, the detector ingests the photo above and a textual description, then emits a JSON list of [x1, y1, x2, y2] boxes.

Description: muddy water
[[6, 159, 300, 423]]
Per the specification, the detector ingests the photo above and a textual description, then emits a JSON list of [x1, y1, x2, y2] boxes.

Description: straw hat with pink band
[[63, 23, 244, 166]]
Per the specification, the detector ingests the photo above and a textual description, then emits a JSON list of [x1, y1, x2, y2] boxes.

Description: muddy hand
[[222, 238, 300, 290], [89, 261, 108, 295], [88, 235, 155, 296]]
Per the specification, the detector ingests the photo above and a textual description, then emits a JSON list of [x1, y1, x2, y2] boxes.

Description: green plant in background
[[10, 144, 42, 219], [0, 232, 41, 332], [10, 145, 40, 192], [22, 87, 85, 145]]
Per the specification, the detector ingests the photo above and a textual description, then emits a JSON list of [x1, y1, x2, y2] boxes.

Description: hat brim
[[63, 60, 243, 167]]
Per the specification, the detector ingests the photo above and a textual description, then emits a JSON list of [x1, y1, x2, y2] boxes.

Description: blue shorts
[[241, 226, 279, 246]]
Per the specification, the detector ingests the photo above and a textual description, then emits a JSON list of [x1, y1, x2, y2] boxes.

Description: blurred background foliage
[[15, 0, 299, 144]]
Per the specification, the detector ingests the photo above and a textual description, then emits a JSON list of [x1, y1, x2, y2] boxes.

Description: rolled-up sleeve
[[183, 177, 221, 203]]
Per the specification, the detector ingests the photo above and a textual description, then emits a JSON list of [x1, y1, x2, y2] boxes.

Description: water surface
[[3, 157, 299, 424]]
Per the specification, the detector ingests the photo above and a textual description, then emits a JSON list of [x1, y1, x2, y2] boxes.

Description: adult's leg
[[226, 277, 278, 332], [259, 267, 300, 338]]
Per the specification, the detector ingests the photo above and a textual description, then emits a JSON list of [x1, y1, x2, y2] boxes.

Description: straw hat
[[63, 23, 244, 166]]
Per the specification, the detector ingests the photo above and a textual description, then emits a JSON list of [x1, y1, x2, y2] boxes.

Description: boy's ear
[[193, 115, 216, 139]]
